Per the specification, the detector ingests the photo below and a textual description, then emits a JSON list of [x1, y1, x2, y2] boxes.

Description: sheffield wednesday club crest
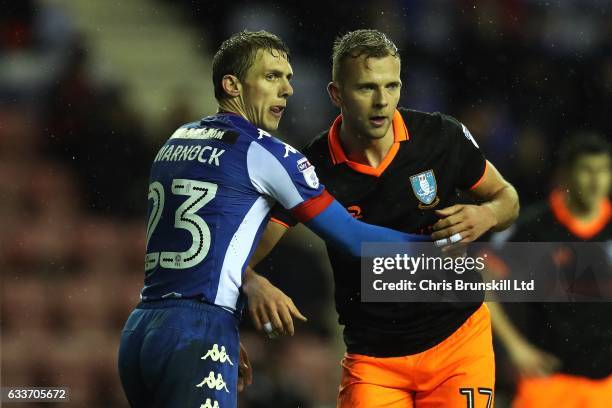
[[410, 170, 440, 209]]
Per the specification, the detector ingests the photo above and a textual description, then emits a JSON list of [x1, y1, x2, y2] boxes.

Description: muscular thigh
[[337, 350, 415, 408]]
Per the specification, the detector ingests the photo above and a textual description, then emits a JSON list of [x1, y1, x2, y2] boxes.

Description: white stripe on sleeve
[[246, 141, 304, 209]]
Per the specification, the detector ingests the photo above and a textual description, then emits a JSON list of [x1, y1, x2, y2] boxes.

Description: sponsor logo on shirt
[[171, 127, 238, 144], [347, 205, 363, 219], [297, 158, 319, 189], [297, 157, 312, 172]]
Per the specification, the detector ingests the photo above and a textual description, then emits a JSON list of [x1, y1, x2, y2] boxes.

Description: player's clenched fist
[[242, 266, 307, 337], [431, 204, 497, 244]]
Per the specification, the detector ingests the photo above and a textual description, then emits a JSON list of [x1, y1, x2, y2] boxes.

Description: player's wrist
[[479, 203, 498, 230], [242, 270, 269, 296], [242, 267, 256, 293]]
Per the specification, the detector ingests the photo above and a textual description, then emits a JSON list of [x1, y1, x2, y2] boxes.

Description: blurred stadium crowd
[[1, 0, 610, 406]]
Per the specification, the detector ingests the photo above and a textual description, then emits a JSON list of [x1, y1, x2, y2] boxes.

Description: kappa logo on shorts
[[201, 344, 233, 365], [200, 398, 220, 408], [410, 170, 440, 209], [196, 371, 229, 393]]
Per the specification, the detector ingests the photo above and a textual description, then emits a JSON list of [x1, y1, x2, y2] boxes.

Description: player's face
[[241, 49, 294, 131], [568, 153, 611, 209], [335, 54, 401, 140]]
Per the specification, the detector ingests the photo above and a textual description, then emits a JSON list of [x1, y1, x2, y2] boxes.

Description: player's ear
[[221, 74, 242, 98], [327, 81, 342, 107]]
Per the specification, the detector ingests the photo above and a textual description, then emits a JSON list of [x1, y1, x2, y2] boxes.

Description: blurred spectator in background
[[0, 0, 36, 50], [43, 41, 152, 217], [495, 133, 611, 407]]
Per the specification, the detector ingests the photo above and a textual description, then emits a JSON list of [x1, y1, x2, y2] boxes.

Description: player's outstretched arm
[[303, 197, 429, 257], [243, 194, 428, 337]]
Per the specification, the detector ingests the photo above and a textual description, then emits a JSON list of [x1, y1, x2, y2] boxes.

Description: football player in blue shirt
[[118, 30, 428, 408]]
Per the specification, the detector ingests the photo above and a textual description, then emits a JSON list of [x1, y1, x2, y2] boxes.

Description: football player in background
[[496, 133, 611, 407]]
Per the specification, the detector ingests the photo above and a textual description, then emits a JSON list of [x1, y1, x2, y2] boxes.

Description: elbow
[[510, 186, 520, 224], [499, 185, 520, 231]]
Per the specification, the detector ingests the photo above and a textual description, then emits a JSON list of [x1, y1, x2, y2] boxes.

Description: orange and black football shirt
[[273, 108, 488, 357]]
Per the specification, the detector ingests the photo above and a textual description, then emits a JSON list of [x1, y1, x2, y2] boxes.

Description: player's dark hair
[[332, 29, 400, 82], [557, 132, 611, 169], [212, 30, 290, 101]]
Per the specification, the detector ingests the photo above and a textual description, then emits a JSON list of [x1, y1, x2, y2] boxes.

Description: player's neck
[[564, 190, 604, 222], [217, 99, 249, 122], [339, 121, 394, 168]]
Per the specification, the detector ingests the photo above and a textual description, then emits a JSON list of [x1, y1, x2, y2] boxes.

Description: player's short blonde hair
[[332, 29, 400, 82]]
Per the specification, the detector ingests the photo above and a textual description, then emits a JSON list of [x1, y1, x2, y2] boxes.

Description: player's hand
[[237, 342, 252, 392], [507, 339, 561, 378], [431, 204, 497, 244], [242, 270, 307, 337]]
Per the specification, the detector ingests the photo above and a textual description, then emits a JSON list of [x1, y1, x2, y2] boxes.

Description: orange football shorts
[[338, 303, 495, 408], [513, 374, 612, 408]]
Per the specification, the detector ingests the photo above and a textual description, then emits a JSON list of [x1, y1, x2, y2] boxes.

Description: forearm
[[305, 199, 428, 257], [481, 184, 519, 231], [249, 221, 288, 267], [486, 301, 528, 350], [244, 221, 287, 288]]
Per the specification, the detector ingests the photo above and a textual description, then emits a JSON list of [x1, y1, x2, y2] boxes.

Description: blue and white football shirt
[[141, 113, 327, 311]]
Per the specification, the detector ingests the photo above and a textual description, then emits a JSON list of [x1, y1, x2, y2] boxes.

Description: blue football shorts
[[118, 299, 239, 408]]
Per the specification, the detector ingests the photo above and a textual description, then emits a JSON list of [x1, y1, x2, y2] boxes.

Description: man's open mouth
[[369, 116, 387, 126], [270, 106, 285, 117]]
